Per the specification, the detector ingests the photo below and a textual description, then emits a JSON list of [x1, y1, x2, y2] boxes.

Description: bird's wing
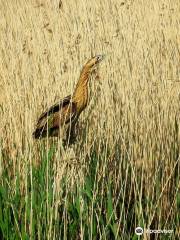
[[38, 94, 72, 122], [33, 95, 77, 138]]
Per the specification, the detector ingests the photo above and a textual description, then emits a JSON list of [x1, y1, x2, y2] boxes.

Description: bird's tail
[[32, 128, 45, 139]]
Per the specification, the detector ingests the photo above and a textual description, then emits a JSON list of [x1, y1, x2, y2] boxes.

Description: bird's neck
[[72, 65, 92, 111]]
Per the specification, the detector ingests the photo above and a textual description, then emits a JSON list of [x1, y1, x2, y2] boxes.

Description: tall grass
[[0, 0, 179, 239]]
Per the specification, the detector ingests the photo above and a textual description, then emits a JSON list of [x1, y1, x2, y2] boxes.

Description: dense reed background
[[0, 0, 179, 239]]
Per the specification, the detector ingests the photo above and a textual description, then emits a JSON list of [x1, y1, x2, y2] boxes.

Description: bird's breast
[[77, 91, 88, 113]]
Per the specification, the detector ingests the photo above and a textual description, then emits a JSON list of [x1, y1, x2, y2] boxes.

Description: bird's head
[[85, 54, 105, 70]]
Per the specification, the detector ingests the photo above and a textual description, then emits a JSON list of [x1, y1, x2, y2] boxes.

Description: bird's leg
[[66, 121, 79, 145], [70, 121, 79, 143]]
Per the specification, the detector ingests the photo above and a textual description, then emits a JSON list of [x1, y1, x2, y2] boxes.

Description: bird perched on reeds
[[33, 55, 104, 143]]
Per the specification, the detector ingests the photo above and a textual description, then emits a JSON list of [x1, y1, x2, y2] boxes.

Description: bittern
[[33, 55, 104, 142]]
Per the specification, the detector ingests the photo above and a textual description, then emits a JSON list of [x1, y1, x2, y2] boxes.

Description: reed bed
[[0, 0, 179, 239]]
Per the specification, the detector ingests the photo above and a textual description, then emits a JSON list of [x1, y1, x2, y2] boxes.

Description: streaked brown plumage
[[33, 55, 104, 142]]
